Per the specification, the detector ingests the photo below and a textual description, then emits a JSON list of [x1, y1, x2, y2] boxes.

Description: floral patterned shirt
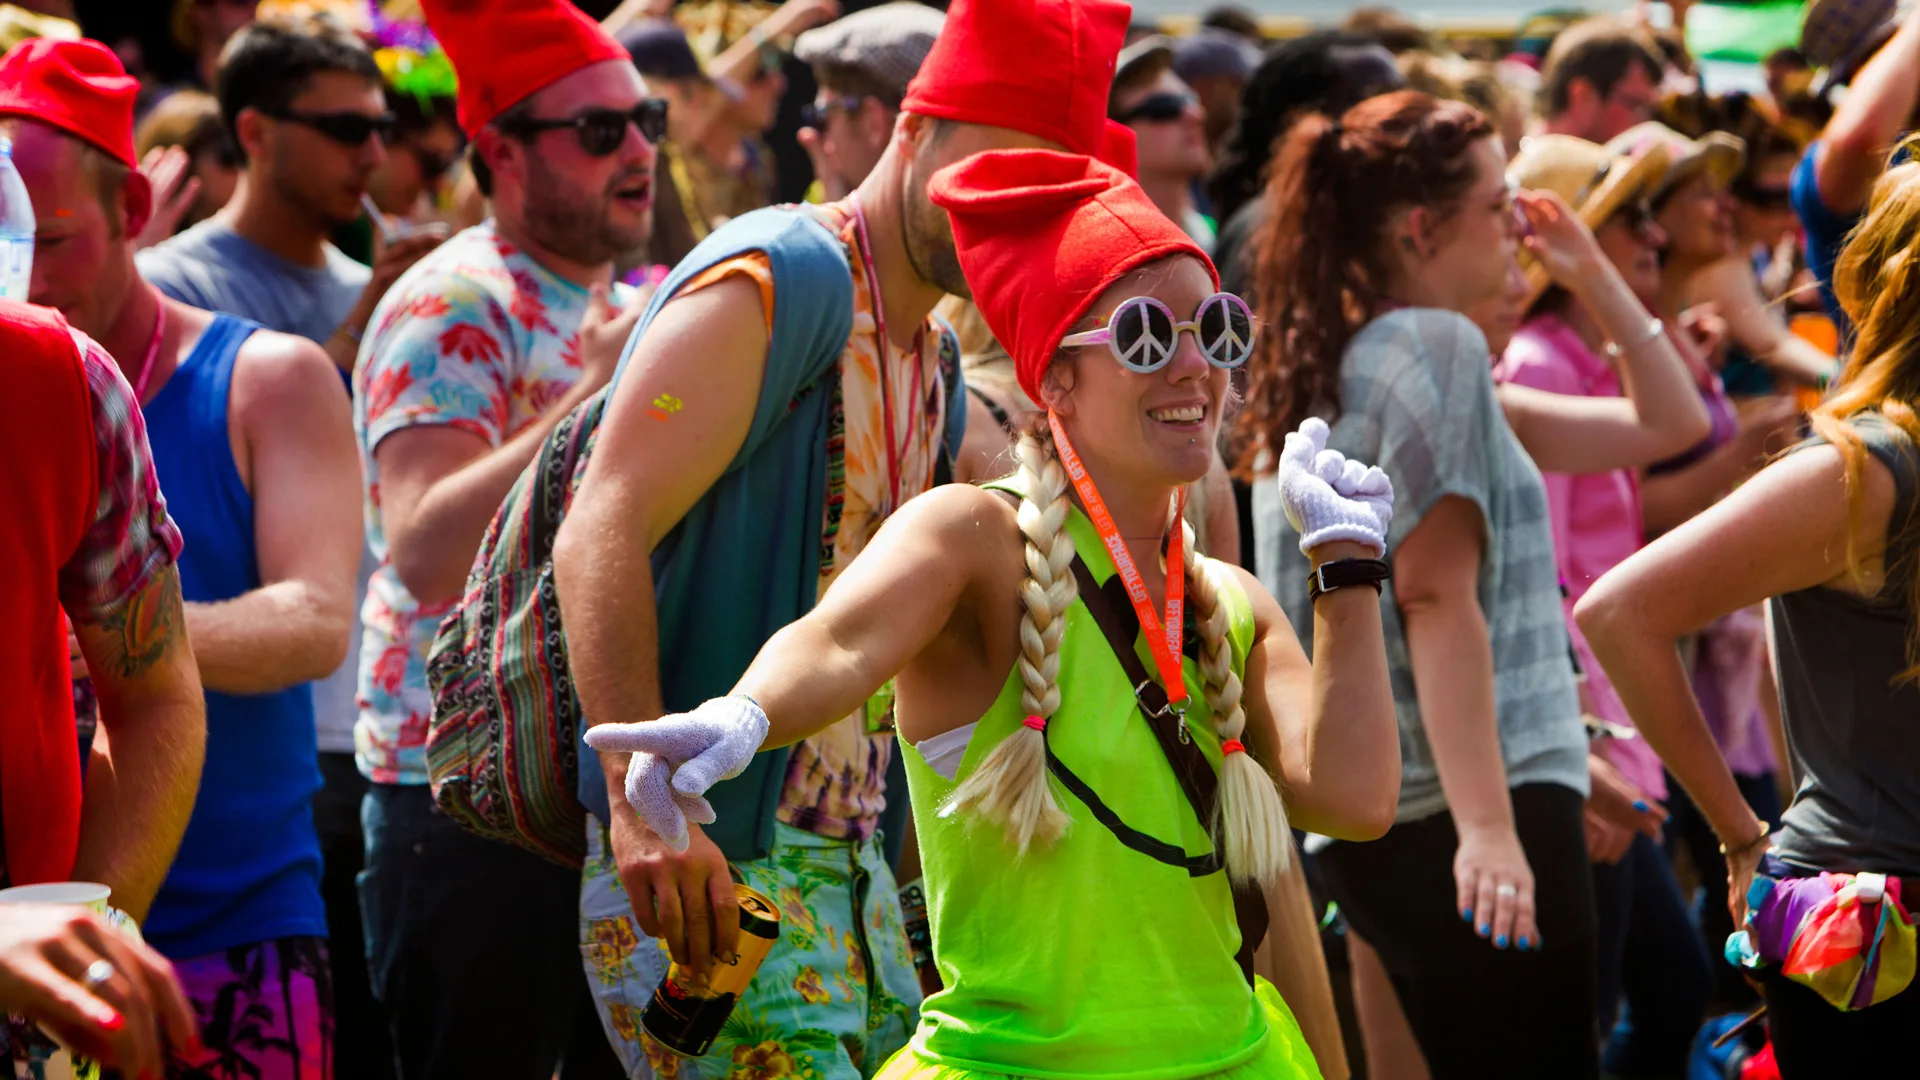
[[351, 221, 633, 784]]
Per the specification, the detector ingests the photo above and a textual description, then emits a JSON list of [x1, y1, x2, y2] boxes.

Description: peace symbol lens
[[1061, 292, 1257, 372]]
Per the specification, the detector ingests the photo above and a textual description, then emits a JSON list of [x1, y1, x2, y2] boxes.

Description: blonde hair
[[1814, 145, 1920, 678], [942, 421, 1292, 885]]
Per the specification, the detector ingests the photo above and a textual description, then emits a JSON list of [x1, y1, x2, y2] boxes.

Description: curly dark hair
[[1234, 91, 1494, 472]]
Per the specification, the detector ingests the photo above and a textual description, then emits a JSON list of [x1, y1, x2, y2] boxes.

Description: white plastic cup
[[0, 881, 112, 914]]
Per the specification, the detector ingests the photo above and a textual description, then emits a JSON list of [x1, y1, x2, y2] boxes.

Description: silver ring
[[82, 959, 115, 990], [1495, 884, 1519, 898]]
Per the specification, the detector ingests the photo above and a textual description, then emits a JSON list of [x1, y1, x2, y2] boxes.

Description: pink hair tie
[[1221, 738, 1246, 756], [1023, 716, 1047, 732]]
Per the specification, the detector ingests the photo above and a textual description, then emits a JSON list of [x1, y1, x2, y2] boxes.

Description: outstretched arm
[[72, 567, 205, 922], [1813, 7, 1920, 217], [1578, 443, 1882, 924]]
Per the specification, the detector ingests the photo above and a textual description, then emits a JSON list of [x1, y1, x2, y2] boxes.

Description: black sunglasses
[[502, 99, 668, 157], [1609, 199, 1663, 243], [1116, 91, 1197, 124], [265, 108, 396, 146], [799, 94, 868, 130]]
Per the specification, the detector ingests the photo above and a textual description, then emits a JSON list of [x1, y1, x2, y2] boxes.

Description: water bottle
[[0, 137, 35, 304]]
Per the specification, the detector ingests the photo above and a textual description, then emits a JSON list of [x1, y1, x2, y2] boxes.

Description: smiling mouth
[[612, 178, 653, 207], [1148, 403, 1207, 424]]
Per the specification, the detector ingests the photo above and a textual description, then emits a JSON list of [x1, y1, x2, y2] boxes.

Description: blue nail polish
[[1496, 934, 1509, 949], [1479, 923, 1491, 937], [1518, 935, 1531, 950], [1632, 799, 1650, 812], [1461, 907, 1473, 922]]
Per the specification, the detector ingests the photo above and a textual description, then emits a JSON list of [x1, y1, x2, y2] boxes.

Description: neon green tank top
[[896, 479, 1314, 1079]]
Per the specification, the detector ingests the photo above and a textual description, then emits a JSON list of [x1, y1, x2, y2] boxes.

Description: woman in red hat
[[584, 148, 1401, 1079]]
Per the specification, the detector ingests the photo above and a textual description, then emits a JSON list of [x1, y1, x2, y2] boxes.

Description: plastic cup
[[0, 881, 112, 914]]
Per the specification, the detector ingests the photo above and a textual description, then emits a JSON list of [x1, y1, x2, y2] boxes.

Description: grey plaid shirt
[[1253, 308, 1589, 823]]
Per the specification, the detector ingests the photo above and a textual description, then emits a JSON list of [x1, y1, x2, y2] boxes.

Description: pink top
[[1495, 314, 1665, 799]]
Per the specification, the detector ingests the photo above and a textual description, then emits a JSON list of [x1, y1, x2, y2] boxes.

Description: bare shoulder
[[890, 482, 1022, 552], [230, 328, 347, 419]]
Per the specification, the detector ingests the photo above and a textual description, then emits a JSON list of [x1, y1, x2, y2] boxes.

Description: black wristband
[[1307, 557, 1391, 602]]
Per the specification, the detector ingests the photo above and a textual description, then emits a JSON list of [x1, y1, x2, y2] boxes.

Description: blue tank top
[[142, 314, 326, 959]]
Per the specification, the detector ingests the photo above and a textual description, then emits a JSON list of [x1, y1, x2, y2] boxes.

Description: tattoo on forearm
[[91, 568, 184, 678]]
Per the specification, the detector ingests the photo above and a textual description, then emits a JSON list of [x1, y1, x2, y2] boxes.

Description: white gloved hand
[[582, 696, 770, 852], [1276, 417, 1396, 557]]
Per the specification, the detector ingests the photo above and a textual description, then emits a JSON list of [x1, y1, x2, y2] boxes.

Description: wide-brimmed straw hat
[[1605, 121, 1746, 203], [1509, 134, 1669, 309]]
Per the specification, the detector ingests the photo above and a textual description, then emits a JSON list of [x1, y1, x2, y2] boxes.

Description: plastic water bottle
[[0, 137, 35, 304]]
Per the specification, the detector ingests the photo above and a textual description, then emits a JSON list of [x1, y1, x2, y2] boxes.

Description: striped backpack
[[422, 392, 609, 867]]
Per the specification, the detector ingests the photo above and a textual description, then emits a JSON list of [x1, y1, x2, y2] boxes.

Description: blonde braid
[[1184, 521, 1291, 885], [938, 428, 1075, 854]]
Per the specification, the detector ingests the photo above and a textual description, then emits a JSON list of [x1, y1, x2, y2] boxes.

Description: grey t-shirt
[[1771, 413, 1920, 875], [138, 217, 372, 755], [1254, 308, 1590, 823]]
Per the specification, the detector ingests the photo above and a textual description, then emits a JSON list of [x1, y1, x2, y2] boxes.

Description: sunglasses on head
[[501, 99, 669, 157], [264, 108, 395, 146], [799, 94, 868, 130], [1060, 293, 1257, 373], [1115, 91, 1199, 125]]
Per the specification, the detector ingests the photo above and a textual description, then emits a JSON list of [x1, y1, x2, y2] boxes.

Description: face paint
[[646, 391, 684, 422]]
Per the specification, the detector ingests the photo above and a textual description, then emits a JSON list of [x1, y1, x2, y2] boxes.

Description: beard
[[523, 153, 653, 267], [901, 180, 970, 298]]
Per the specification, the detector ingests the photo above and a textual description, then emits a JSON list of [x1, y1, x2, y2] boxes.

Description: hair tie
[[1023, 716, 1048, 732], [1221, 738, 1246, 756]]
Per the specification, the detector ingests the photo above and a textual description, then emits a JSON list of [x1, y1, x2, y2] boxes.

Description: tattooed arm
[[70, 567, 205, 922]]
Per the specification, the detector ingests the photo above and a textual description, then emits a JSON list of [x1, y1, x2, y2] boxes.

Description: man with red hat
[[349, 0, 656, 1076], [0, 33, 367, 1077], [528, 0, 1131, 1074]]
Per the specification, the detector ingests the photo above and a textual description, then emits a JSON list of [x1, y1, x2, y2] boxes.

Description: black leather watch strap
[[1307, 557, 1392, 602]]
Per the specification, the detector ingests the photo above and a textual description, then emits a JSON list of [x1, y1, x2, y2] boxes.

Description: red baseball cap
[[421, 0, 629, 137], [0, 37, 139, 168], [901, 0, 1132, 158], [929, 149, 1215, 403]]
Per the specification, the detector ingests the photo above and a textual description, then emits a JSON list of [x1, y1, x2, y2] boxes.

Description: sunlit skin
[[10, 122, 138, 332], [1116, 70, 1212, 187], [1464, 259, 1530, 356]]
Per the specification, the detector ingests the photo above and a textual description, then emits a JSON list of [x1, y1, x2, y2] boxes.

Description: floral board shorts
[[580, 820, 922, 1080]]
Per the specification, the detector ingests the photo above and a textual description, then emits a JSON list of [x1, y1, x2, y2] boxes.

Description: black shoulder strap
[[1067, 554, 1270, 983]]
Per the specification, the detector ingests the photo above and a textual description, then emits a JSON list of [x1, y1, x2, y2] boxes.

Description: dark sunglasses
[[1609, 199, 1663, 243], [265, 108, 395, 146], [1731, 180, 1792, 210], [501, 99, 668, 157], [1116, 91, 1198, 124], [800, 94, 867, 130]]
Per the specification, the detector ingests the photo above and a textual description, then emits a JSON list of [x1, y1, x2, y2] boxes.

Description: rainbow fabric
[[1728, 870, 1918, 1011]]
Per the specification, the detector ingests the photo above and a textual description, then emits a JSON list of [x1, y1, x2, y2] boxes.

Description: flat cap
[[794, 2, 945, 101]]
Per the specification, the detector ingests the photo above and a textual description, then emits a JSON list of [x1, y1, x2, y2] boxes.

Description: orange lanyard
[[1047, 412, 1188, 709]]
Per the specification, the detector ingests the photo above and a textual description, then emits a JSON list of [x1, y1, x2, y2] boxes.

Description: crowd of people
[[3, 0, 1919, 1078]]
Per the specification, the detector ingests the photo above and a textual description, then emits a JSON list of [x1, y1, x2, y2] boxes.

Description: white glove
[[1276, 417, 1395, 557], [582, 696, 770, 852]]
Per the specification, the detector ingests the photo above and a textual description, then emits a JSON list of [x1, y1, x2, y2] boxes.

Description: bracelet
[[1604, 317, 1664, 358], [1307, 557, 1391, 602], [1717, 822, 1771, 859], [333, 322, 364, 346]]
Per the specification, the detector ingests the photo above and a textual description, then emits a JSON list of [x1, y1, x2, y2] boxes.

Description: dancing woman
[[589, 148, 1400, 1078]]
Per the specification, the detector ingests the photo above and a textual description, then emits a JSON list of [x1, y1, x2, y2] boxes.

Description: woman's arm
[[1500, 192, 1710, 474], [1690, 257, 1836, 387], [1394, 495, 1540, 950], [1640, 395, 1801, 534], [1577, 444, 1895, 916], [734, 484, 1020, 746], [1235, 541, 1398, 840]]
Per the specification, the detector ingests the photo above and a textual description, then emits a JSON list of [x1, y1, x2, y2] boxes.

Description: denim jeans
[[1592, 832, 1714, 1078], [315, 752, 393, 1080], [358, 782, 622, 1080]]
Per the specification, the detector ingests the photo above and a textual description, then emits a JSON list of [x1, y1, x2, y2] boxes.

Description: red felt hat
[[930, 149, 1216, 403], [0, 37, 138, 168], [901, 0, 1131, 157], [421, 0, 630, 136]]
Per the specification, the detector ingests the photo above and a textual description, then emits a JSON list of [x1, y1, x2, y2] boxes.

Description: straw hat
[[1605, 121, 1746, 203], [1508, 134, 1669, 308]]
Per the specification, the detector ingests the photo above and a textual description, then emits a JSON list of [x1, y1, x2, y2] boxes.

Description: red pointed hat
[[901, 0, 1131, 157], [929, 149, 1216, 403], [0, 37, 138, 167], [421, 0, 629, 136]]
